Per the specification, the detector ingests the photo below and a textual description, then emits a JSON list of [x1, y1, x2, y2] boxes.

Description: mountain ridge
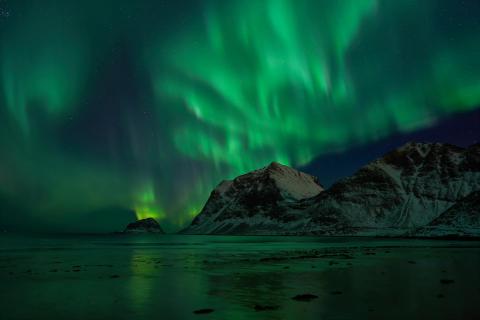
[[182, 142, 480, 237], [182, 162, 323, 234]]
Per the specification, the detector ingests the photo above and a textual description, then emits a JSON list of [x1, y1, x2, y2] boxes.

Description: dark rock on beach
[[193, 308, 214, 314], [254, 304, 280, 311], [292, 294, 319, 301], [440, 279, 454, 284]]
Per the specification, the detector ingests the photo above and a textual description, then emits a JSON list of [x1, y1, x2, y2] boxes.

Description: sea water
[[1, 233, 479, 319]]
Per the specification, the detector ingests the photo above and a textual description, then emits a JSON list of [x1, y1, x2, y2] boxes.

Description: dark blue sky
[[301, 108, 480, 187]]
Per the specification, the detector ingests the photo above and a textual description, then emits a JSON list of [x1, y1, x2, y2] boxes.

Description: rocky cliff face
[[183, 142, 480, 236], [415, 191, 480, 237], [304, 142, 480, 235], [182, 162, 324, 234], [124, 217, 165, 234]]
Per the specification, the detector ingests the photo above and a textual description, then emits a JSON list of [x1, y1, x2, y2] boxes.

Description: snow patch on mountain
[[181, 162, 323, 234], [268, 162, 324, 200], [305, 142, 480, 234], [415, 191, 480, 237]]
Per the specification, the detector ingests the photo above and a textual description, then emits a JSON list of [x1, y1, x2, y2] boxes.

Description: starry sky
[[0, 0, 479, 233]]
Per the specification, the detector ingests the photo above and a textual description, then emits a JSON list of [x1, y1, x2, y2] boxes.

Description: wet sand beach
[[1, 234, 479, 320]]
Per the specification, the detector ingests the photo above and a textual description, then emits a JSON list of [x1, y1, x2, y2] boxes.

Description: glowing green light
[[1, 0, 480, 231]]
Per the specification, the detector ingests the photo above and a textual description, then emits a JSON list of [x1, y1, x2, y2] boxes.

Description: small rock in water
[[193, 309, 214, 314], [407, 261, 416, 264], [319, 253, 354, 259], [110, 275, 120, 279], [291, 294, 318, 301], [440, 279, 454, 284], [254, 304, 279, 311], [437, 294, 445, 298], [124, 217, 165, 234]]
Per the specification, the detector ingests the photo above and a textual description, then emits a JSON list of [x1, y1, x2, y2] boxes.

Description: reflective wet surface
[[1, 234, 480, 319]]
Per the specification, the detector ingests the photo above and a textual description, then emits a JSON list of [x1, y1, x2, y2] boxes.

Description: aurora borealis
[[0, 0, 479, 232]]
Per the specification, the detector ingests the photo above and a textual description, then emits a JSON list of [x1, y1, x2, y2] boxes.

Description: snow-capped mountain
[[304, 142, 480, 235], [183, 142, 480, 236], [415, 191, 480, 237], [181, 162, 324, 234]]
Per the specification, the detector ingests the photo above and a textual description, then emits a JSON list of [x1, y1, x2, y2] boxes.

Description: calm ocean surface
[[1, 233, 479, 319]]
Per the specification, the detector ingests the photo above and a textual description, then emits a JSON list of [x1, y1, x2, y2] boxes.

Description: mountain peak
[[266, 163, 324, 200], [398, 141, 464, 154], [267, 161, 283, 169], [398, 141, 437, 154], [309, 141, 480, 234], [183, 163, 323, 234]]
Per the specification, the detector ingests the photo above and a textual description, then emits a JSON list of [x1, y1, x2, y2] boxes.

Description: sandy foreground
[[1, 234, 479, 319]]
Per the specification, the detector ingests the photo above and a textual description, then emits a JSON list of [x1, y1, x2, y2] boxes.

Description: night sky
[[0, 0, 479, 233]]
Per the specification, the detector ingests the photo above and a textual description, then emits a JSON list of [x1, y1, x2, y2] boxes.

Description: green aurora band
[[0, 0, 480, 231]]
